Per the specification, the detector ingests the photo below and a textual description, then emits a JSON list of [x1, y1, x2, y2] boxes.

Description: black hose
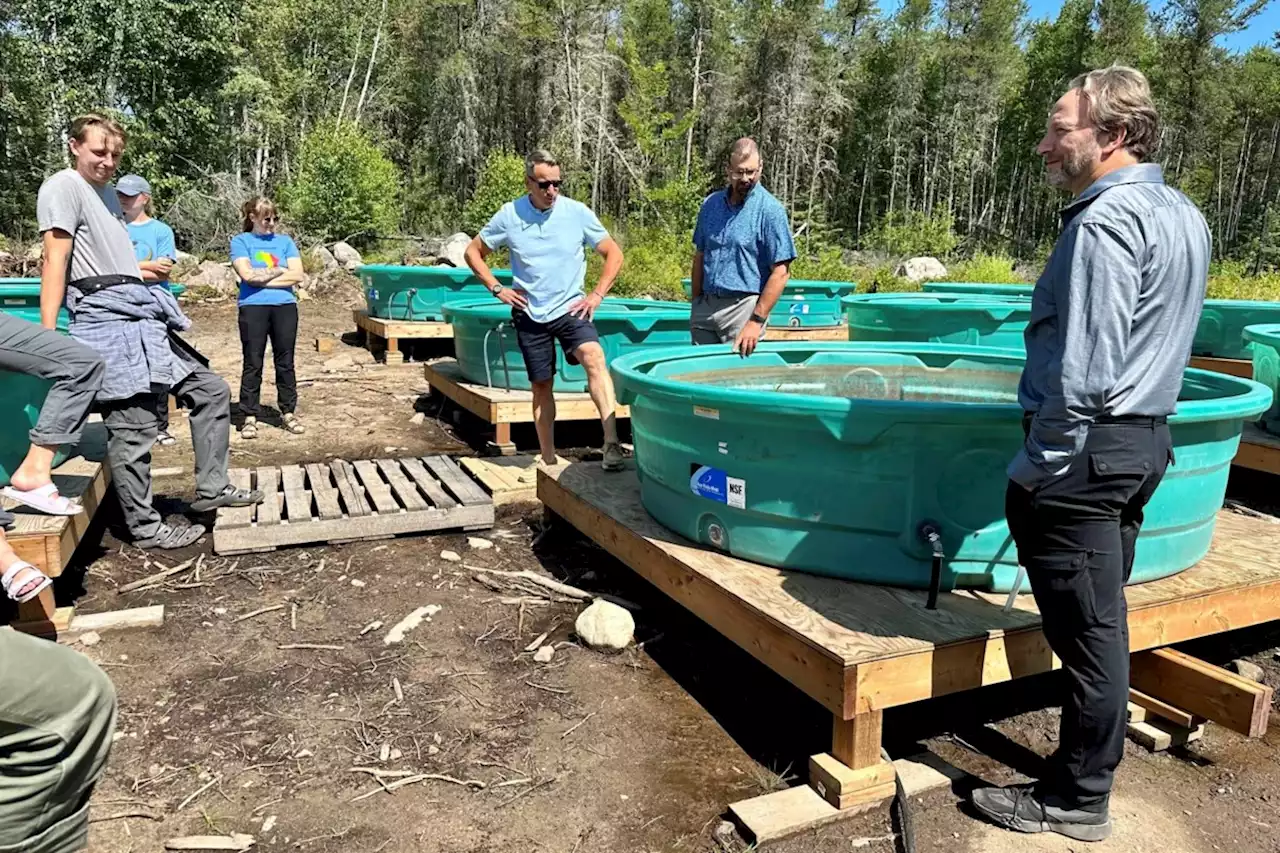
[[882, 747, 916, 853], [919, 521, 945, 610]]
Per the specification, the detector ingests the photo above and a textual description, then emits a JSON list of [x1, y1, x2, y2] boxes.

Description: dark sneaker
[[135, 522, 206, 550], [602, 442, 625, 472], [970, 784, 1112, 842], [191, 485, 265, 512]]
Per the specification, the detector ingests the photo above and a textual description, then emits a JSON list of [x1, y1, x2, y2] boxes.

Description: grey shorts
[[690, 291, 765, 345]]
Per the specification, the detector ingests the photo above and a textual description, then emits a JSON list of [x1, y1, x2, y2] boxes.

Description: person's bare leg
[[575, 342, 619, 446], [530, 379, 558, 465], [9, 445, 58, 492], [0, 528, 54, 618]]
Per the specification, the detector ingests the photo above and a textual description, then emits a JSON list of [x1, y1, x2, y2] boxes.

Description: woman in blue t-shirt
[[230, 197, 306, 438]]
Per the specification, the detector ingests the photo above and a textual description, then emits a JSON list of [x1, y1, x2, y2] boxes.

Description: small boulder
[[1229, 658, 1266, 683], [440, 232, 471, 268], [332, 241, 363, 271], [23, 242, 42, 263], [533, 645, 555, 663], [174, 249, 195, 263], [468, 536, 493, 550], [184, 260, 237, 295], [575, 599, 634, 652], [310, 245, 340, 270], [895, 256, 948, 283]]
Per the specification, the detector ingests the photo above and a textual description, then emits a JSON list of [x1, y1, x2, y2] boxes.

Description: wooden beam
[[1128, 688, 1199, 729], [1189, 356, 1253, 379], [1130, 647, 1272, 738], [832, 710, 882, 770], [808, 753, 896, 810], [1234, 424, 1280, 476]]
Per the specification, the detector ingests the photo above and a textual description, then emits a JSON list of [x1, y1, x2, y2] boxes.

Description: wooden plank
[[729, 784, 891, 845], [807, 754, 896, 810], [1130, 647, 1272, 737], [255, 467, 281, 526], [1127, 718, 1205, 752], [69, 605, 165, 633], [401, 457, 457, 510], [423, 455, 491, 506], [305, 464, 345, 520], [353, 460, 399, 514], [330, 460, 371, 518], [1234, 423, 1280, 475], [376, 459, 429, 511], [1190, 355, 1253, 379], [217, 469, 256, 529], [767, 324, 848, 342], [279, 465, 312, 522], [832, 711, 882, 770], [353, 309, 453, 340], [213, 502, 493, 554], [423, 360, 630, 425], [1128, 688, 1198, 729]]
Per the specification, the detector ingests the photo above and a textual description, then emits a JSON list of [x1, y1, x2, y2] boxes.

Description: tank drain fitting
[[917, 520, 945, 610]]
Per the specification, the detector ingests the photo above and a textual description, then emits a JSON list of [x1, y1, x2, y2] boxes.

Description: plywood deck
[[767, 324, 848, 341], [5, 422, 111, 578], [353, 309, 452, 364], [539, 461, 1280, 720]]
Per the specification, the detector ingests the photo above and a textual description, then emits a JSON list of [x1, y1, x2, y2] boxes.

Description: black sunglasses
[[534, 179, 563, 190]]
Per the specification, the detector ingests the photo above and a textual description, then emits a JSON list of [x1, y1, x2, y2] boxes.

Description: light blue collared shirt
[[1010, 163, 1211, 489]]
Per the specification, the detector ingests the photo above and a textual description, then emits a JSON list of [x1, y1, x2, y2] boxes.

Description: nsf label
[[689, 464, 746, 509]]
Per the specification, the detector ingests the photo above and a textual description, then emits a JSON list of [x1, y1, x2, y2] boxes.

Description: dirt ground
[[28, 297, 1280, 853]]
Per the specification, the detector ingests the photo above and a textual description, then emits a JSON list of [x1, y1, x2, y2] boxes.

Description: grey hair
[[729, 137, 760, 163], [525, 148, 559, 176], [1070, 65, 1160, 161]]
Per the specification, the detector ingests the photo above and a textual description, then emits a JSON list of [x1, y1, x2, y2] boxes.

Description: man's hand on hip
[[734, 319, 764, 357], [567, 292, 603, 322], [495, 286, 529, 311]]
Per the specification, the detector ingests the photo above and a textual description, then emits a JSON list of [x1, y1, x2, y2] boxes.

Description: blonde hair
[[241, 196, 278, 232], [69, 113, 126, 144], [1070, 65, 1160, 161]]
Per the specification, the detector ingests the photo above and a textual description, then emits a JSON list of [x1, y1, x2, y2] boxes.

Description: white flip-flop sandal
[[1, 483, 84, 516], [2, 561, 53, 604]]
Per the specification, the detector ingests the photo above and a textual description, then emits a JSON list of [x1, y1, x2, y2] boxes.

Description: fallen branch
[[495, 775, 558, 809], [235, 604, 286, 623], [561, 711, 597, 739], [176, 775, 222, 810], [470, 568, 591, 601], [118, 557, 197, 594], [90, 810, 161, 823], [525, 680, 570, 695], [278, 643, 345, 651]]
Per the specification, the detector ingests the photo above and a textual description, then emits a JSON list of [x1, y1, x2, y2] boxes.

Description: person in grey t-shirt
[[37, 113, 261, 550], [970, 67, 1207, 843]]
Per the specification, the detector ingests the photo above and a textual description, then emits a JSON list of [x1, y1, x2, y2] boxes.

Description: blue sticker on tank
[[689, 463, 745, 508]]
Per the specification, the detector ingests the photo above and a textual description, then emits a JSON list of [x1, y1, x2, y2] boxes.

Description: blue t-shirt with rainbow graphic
[[231, 231, 300, 306]]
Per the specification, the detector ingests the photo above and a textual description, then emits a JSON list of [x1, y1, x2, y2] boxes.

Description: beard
[[1046, 141, 1097, 189]]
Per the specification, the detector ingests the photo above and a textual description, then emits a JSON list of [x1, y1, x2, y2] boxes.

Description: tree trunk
[[684, 22, 704, 182], [355, 0, 388, 124], [337, 14, 368, 128], [1251, 120, 1280, 276]]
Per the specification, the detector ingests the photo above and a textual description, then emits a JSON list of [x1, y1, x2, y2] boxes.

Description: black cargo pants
[[1005, 414, 1173, 810]]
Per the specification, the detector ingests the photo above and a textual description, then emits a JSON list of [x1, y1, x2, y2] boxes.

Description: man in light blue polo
[[690, 137, 796, 355], [463, 148, 626, 475]]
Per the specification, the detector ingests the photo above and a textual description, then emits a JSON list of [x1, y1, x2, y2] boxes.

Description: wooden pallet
[[767, 324, 848, 341], [459, 454, 570, 506], [5, 422, 111, 579], [1233, 422, 1280, 475], [424, 359, 629, 455], [213, 455, 494, 554], [1190, 355, 1252, 379], [353, 309, 453, 365], [539, 461, 1280, 841]]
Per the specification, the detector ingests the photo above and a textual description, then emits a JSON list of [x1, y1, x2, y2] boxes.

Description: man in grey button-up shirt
[[971, 67, 1208, 843]]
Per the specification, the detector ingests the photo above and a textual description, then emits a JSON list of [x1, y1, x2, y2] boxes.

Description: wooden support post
[[1131, 647, 1272, 738], [384, 337, 404, 365], [832, 710, 882, 770], [489, 422, 517, 456], [811, 712, 895, 810]]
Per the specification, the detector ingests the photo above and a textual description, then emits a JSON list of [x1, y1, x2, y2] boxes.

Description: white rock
[[383, 605, 442, 645], [261, 815, 277, 833], [389, 748, 402, 761], [310, 245, 339, 270], [440, 232, 471, 268], [331, 241, 364, 271], [441, 550, 461, 562], [1230, 658, 1266, 682], [427, 744, 440, 756], [79, 631, 102, 647], [184, 260, 237, 294], [894, 256, 948, 283], [574, 600, 635, 652], [174, 249, 195, 263], [468, 537, 493, 550], [533, 645, 555, 663], [323, 354, 354, 370], [23, 242, 42, 263], [409, 412, 425, 425], [350, 579, 366, 588], [295, 749, 313, 758]]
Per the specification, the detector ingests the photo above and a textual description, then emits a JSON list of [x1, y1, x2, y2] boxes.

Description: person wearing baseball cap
[[117, 173, 182, 446]]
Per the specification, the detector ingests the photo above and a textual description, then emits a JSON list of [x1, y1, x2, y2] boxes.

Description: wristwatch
[[749, 312, 767, 325], [490, 284, 503, 296]]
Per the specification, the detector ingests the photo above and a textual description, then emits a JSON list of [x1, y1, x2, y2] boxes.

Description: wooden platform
[[540, 461, 1280, 839], [213, 455, 494, 554], [353, 309, 453, 365], [1191, 355, 1253, 378], [767, 324, 848, 341], [424, 359, 630, 455], [5, 422, 111, 579], [459, 455, 569, 506], [1233, 423, 1280, 475]]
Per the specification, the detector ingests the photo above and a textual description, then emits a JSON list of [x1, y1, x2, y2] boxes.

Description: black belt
[[1022, 411, 1167, 426], [69, 274, 145, 294]]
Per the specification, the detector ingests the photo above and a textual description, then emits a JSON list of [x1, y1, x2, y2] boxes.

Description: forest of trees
[[2, 0, 1278, 278]]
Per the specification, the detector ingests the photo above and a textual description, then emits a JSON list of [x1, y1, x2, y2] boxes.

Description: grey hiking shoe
[[191, 484, 265, 512], [136, 522, 206, 550], [602, 442, 625, 472], [970, 784, 1111, 842]]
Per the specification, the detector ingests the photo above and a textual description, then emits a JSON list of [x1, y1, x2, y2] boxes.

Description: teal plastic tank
[[1193, 300, 1280, 359], [843, 293, 1031, 349], [359, 265, 513, 322], [611, 343, 1271, 592], [680, 278, 856, 327], [1245, 323, 1280, 433], [444, 298, 693, 392], [922, 282, 1034, 297]]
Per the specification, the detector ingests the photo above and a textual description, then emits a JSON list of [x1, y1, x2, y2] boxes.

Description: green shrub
[[791, 246, 862, 283], [282, 126, 398, 249], [463, 151, 527, 234], [946, 253, 1026, 284], [1207, 260, 1280, 301], [582, 221, 689, 301], [864, 209, 958, 258]]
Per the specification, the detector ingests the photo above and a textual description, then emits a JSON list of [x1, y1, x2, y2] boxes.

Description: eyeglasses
[[730, 169, 759, 179], [534, 180, 563, 190]]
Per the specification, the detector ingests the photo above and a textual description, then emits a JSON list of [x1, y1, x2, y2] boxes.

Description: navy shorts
[[512, 309, 600, 383]]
